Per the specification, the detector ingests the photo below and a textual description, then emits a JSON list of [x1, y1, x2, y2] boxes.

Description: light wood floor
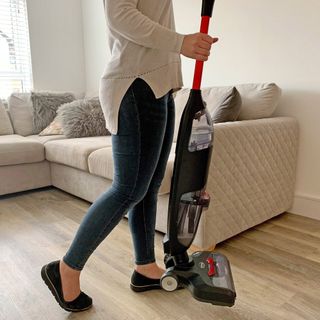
[[0, 187, 319, 320]]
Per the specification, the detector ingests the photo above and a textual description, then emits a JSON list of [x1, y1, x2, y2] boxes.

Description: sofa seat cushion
[[45, 136, 112, 171], [88, 143, 176, 195], [0, 134, 45, 166], [25, 134, 68, 144]]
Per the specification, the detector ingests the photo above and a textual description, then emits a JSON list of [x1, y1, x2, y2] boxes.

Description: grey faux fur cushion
[[56, 98, 110, 138], [31, 91, 75, 133]]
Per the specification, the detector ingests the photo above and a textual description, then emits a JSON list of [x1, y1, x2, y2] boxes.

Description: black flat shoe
[[130, 270, 162, 292], [41, 260, 92, 312]]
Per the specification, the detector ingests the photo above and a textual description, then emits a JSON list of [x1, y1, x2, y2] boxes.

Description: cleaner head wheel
[[160, 273, 179, 292]]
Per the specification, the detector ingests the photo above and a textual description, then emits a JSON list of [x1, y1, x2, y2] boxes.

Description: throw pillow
[[31, 91, 75, 133], [205, 87, 242, 123], [236, 83, 282, 120], [172, 86, 242, 142], [8, 93, 34, 136], [38, 115, 64, 136], [0, 100, 14, 135], [56, 97, 110, 138]]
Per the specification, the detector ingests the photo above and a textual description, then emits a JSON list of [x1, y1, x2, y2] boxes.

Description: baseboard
[[288, 193, 320, 220]]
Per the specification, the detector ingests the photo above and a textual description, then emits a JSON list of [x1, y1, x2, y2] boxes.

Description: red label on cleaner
[[207, 257, 215, 277]]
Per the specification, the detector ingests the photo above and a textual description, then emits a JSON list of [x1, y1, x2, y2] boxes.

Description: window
[[0, 0, 33, 99]]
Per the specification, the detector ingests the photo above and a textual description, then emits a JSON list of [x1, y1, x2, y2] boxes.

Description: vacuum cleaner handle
[[201, 0, 215, 17], [192, 0, 216, 90]]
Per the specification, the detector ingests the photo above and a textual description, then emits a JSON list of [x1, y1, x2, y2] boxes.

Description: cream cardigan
[[99, 0, 185, 134]]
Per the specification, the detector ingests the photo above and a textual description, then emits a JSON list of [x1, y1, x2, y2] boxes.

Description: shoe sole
[[130, 283, 185, 292], [130, 283, 162, 292], [41, 265, 92, 312]]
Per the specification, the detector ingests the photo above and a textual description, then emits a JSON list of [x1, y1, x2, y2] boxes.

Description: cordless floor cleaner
[[160, 0, 236, 307]]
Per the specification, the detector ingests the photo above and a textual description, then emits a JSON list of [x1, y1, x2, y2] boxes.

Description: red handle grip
[[192, 16, 211, 90]]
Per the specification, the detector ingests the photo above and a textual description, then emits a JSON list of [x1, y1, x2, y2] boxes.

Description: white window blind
[[0, 0, 33, 99]]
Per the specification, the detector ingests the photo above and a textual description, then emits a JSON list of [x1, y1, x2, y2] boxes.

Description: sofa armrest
[[194, 116, 299, 248]]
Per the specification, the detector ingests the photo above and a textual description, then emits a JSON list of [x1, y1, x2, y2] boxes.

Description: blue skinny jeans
[[63, 78, 175, 270]]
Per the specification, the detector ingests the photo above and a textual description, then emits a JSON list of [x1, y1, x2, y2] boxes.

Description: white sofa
[[0, 87, 299, 249]]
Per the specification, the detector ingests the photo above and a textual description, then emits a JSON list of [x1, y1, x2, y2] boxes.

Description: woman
[[41, 0, 218, 312]]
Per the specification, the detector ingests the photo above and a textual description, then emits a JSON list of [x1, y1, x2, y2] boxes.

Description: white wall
[[26, 0, 86, 97], [82, 0, 320, 219], [81, 0, 109, 97]]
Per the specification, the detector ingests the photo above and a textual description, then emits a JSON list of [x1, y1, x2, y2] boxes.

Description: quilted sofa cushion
[[0, 134, 45, 166], [45, 136, 112, 171], [88, 143, 176, 195], [200, 117, 299, 247]]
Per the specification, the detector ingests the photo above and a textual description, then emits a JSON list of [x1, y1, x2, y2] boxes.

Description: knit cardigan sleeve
[[104, 0, 185, 53]]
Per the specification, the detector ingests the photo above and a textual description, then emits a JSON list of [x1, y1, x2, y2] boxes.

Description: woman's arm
[[104, 0, 184, 53], [104, 0, 218, 61]]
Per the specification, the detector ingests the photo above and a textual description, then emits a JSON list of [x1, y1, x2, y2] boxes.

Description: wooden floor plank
[[268, 214, 320, 238], [219, 240, 320, 297], [255, 223, 320, 249], [0, 187, 319, 320]]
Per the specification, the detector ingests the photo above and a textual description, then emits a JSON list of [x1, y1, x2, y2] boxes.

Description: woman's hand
[[180, 33, 219, 61]]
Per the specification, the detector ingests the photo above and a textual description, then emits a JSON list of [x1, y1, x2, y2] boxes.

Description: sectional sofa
[[0, 85, 299, 249]]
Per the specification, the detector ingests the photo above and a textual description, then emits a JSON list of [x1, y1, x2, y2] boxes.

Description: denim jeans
[[63, 78, 175, 270]]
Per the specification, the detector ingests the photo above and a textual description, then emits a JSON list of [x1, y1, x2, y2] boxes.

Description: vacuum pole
[[192, 0, 216, 90]]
